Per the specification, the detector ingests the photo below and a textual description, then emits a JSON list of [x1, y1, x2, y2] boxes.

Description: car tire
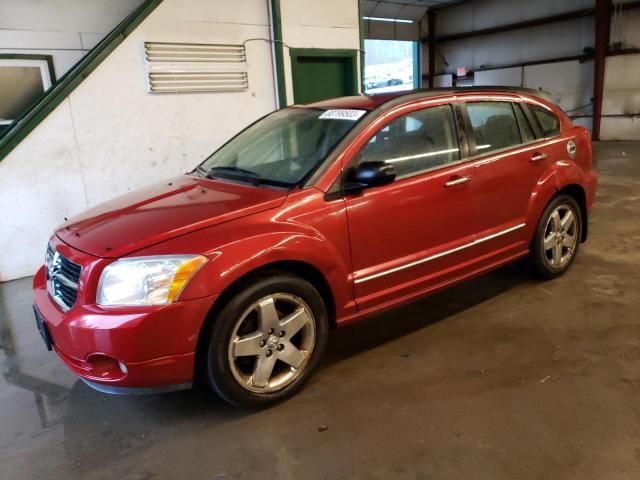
[[204, 271, 328, 408], [528, 194, 583, 279]]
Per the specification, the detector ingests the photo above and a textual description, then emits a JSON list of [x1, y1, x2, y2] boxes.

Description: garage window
[[363, 39, 419, 94], [0, 55, 54, 133], [466, 102, 521, 155]]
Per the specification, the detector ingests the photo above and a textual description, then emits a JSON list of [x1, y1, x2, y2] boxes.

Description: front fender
[[131, 189, 355, 319], [201, 230, 350, 296]]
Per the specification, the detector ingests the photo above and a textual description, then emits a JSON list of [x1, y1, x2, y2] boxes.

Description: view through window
[[0, 57, 53, 134], [364, 39, 418, 94]]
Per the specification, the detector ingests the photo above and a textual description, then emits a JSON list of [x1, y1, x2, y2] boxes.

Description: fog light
[[86, 354, 126, 379], [118, 361, 128, 374]]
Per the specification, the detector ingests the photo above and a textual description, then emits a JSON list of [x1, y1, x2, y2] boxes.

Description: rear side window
[[514, 103, 535, 143], [530, 104, 560, 137], [359, 105, 460, 178], [466, 102, 521, 154]]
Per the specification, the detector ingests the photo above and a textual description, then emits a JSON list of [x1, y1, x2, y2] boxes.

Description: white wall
[[474, 67, 523, 87], [601, 6, 640, 139], [0, 0, 278, 281], [475, 60, 594, 119], [0, 0, 144, 77], [280, 0, 361, 104], [435, 0, 594, 37], [430, 0, 594, 76], [426, 0, 640, 140], [435, 19, 594, 74], [601, 53, 640, 139]]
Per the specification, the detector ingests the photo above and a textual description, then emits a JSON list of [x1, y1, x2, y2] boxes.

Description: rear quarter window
[[514, 103, 536, 143], [530, 104, 560, 137]]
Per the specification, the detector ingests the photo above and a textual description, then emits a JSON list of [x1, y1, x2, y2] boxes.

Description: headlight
[[97, 255, 207, 306]]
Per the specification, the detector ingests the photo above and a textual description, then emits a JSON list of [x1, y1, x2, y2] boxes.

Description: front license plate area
[[33, 305, 53, 351]]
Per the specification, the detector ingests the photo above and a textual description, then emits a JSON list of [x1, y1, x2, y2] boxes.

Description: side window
[[359, 105, 460, 178], [530, 104, 560, 137], [466, 101, 521, 154], [513, 103, 535, 143]]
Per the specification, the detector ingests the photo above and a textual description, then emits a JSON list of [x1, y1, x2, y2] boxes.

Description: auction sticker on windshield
[[319, 109, 367, 121]]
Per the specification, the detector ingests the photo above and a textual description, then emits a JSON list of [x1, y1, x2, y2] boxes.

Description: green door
[[290, 49, 358, 104]]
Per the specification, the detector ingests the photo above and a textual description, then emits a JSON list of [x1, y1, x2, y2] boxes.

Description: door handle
[[530, 152, 548, 162], [444, 175, 471, 187]]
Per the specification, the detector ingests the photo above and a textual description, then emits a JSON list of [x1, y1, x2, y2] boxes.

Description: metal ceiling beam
[[424, 1, 640, 44], [430, 8, 594, 43]]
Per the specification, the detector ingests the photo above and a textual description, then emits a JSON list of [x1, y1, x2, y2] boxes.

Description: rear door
[[460, 98, 552, 259]]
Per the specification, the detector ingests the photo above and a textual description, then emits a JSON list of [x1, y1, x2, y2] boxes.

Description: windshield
[[197, 107, 365, 187]]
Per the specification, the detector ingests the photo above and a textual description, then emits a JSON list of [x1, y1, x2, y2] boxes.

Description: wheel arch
[[192, 259, 337, 384], [526, 162, 590, 245], [557, 183, 588, 242]]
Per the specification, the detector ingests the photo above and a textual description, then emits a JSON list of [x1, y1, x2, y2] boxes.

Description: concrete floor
[[1, 141, 639, 479]]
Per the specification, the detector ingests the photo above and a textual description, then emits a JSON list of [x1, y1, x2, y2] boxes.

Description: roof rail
[[379, 86, 555, 103], [448, 86, 555, 102]]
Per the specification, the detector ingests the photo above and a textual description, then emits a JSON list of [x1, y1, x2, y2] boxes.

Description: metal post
[[593, 0, 611, 140], [427, 10, 436, 88]]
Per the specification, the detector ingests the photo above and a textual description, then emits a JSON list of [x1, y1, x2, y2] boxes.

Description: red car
[[33, 88, 597, 407]]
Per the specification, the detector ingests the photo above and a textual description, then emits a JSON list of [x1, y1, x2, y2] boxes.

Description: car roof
[[305, 86, 555, 111]]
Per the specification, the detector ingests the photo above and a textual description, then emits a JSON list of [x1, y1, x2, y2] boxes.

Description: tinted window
[[530, 104, 560, 137], [358, 105, 459, 178], [514, 103, 535, 143], [467, 101, 521, 154]]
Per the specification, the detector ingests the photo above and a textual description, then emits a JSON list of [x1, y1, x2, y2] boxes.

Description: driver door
[[343, 102, 479, 312]]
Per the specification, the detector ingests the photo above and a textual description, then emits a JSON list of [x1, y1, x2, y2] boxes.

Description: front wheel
[[204, 272, 328, 408], [528, 194, 583, 279]]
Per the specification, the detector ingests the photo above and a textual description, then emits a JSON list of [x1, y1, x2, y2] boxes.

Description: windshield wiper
[[205, 166, 263, 186]]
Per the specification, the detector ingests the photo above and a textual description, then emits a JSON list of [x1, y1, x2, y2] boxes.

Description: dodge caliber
[[33, 88, 597, 407]]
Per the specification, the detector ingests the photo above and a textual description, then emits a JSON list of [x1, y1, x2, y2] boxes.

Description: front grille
[[45, 245, 82, 311]]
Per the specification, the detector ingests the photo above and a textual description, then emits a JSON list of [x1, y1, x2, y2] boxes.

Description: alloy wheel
[[543, 205, 578, 268], [227, 293, 316, 393]]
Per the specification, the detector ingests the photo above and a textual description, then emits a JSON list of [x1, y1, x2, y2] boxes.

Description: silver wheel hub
[[543, 204, 578, 268], [228, 293, 316, 393]]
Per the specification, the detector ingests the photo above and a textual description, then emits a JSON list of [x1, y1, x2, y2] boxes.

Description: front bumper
[[33, 259, 218, 391]]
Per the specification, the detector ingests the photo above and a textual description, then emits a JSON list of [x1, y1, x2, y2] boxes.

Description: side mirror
[[343, 161, 396, 194]]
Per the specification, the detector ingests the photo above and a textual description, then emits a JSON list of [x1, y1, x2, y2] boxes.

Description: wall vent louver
[[144, 42, 248, 93]]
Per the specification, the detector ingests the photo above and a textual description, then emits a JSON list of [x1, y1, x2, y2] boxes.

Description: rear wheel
[[204, 272, 328, 408], [529, 194, 582, 279]]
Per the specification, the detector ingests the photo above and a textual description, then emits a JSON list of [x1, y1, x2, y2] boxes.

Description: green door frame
[[289, 48, 359, 104], [269, 0, 287, 108]]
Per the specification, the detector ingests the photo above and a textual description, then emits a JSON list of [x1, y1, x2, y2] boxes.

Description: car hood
[[56, 175, 288, 258]]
